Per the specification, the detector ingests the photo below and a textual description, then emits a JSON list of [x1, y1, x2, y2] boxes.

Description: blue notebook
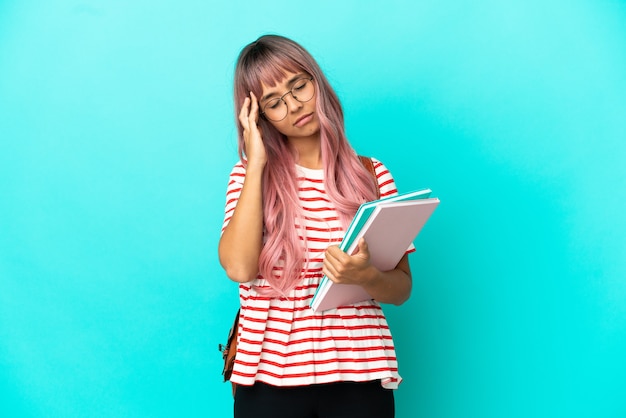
[[310, 189, 437, 312], [340, 189, 432, 253]]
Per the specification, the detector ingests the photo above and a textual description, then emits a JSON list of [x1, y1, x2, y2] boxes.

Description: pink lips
[[294, 113, 313, 127]]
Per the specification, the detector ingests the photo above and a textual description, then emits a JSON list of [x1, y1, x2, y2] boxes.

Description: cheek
[[259, 118, 274, 132], [265, 119, 291, 137], [261, 122, 288, 141]]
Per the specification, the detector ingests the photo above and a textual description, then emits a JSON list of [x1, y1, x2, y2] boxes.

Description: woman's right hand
[[220, 92, 267, 283], [238, 92, 267, 167]]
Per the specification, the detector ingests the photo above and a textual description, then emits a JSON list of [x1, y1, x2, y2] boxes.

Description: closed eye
[[265, 99, 282, 109], [293, 79, 308, 91]]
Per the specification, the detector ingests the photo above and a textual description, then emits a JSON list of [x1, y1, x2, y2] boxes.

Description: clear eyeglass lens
[[263, 78, 314, 121]]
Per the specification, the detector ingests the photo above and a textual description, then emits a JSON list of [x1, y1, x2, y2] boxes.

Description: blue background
[[1, 1, 625, 417]]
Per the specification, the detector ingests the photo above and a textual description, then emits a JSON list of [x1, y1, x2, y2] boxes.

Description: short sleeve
[[221, 161, 247, 233], [371, 157, 416, 255], [371, 157, 398, 198]]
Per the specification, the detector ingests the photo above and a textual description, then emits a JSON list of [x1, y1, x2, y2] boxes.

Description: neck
[[289, 135, 322, 169]]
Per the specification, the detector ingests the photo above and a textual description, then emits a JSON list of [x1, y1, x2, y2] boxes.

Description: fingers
[[322, 258, 341, 284], [323, 266, 337, 283], [323, 246, 340, 282], [323, 246, 350, 283], [238, 92, 267, 166], [353, 238, 370, 260], [249, 92, 260, 121], [324, 245, 344, 265], [238, 98, 249, 131], [324, 240, 372, 284], [238, 92, 260, 130]]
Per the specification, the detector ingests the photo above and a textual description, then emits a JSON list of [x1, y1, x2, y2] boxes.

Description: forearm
[[218, 164, 264, 283]]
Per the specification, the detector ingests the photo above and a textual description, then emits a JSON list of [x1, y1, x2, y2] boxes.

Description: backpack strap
[[358, 155, 380, 199]]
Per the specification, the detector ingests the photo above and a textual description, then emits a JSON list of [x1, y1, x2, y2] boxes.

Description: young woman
[[219, 34, 413, 418]]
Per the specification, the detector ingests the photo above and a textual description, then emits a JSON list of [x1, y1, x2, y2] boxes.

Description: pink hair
[[233, 35, 378, 296]]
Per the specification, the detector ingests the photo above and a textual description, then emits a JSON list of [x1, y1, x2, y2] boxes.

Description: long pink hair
[[233, 35, 378, 296]]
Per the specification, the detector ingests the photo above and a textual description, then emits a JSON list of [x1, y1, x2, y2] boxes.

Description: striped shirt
[[221, 158, 408, 389]]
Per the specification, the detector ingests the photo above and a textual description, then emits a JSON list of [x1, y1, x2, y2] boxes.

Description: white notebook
[[310, 197, 440, 312]]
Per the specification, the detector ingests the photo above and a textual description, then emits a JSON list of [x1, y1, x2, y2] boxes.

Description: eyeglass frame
[[259, 76, 315, 121]]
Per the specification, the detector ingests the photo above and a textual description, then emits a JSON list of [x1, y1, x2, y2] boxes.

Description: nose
[[283, 93, 303, 112]]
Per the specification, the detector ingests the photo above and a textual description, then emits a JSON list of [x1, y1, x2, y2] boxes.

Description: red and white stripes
[[222, 159, 404, 389]]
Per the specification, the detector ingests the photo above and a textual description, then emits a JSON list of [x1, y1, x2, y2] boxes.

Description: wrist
[[245, 159, 266, 174], [361, 265, 382, 289]]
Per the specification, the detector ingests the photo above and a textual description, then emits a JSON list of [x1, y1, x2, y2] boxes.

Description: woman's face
[[259, 70, 320, 142]]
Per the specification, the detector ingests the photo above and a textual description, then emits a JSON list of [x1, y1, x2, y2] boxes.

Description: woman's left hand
[[323, 238, 376, 286]]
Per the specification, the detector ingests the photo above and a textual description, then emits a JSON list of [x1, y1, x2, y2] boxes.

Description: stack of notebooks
[[310, 189, 439, 312]]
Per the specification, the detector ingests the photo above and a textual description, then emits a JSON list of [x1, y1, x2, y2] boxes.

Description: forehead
[[260, 70, 306, 93]]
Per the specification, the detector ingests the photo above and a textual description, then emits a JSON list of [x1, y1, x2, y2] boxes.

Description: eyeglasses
[[260, 77, 315, 121]]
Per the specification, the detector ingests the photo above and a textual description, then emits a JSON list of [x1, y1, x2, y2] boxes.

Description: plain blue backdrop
[[1, 1, 625, 417]]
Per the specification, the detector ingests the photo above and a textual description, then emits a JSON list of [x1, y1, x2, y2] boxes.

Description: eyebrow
[[260, 74, 307, 103]]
